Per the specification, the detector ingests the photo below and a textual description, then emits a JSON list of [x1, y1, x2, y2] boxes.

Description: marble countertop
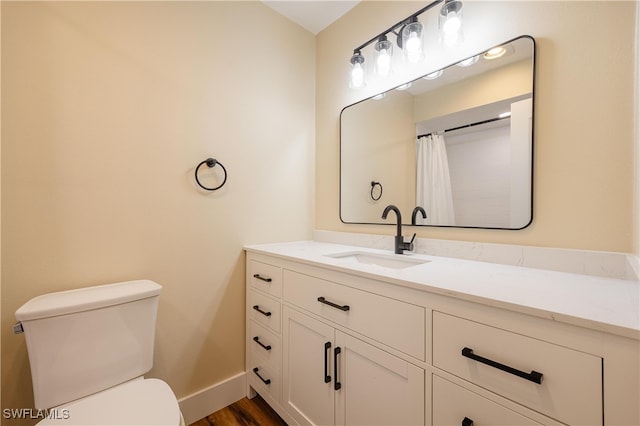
[[245, 240, 640, 340]]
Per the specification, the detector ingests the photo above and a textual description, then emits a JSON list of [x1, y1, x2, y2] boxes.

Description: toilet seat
[[37, 378, 182, 426]]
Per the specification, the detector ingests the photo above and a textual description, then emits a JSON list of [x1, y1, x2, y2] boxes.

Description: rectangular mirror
[[340, 35, 535, 229]]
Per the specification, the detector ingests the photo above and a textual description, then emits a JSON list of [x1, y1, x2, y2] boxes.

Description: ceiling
[[262, 1, 360, 34]]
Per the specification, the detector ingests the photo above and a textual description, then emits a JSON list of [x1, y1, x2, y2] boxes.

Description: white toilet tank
[[15, 280, 162, 409]]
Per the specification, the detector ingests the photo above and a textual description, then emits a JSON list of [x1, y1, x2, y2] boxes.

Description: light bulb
[[376, 50, 391, 76], [443, 12, 461, 36], [350, 63, 365, 88], [374, 37, 393, 77], [406, 32, 420, 53], [401, 21, 424, 64], [349, 51, 366, 89]]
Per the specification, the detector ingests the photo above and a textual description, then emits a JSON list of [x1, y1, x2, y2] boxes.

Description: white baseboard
[[178, 372, 246, 425]]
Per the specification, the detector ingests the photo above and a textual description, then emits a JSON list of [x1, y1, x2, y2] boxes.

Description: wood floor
[[188, 395, 287, 426]]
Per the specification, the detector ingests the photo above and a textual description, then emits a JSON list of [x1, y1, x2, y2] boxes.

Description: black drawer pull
[[253, 274, 272, 283], [334, 346, 342, 391], [253, 367, 271, 385], [462, 417, 474, 426], [324, 342, 332, 383], [461, 347, 543, 384], [317, 296, 350, 312], [252, 305, 272, 317], [253, 336, 271, 351]]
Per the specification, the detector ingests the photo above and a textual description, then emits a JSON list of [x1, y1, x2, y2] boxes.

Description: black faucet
[[411, 206, 427, 225], [381, 205, 416, 254]]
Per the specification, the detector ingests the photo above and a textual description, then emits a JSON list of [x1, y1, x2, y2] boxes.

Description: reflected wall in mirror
[[340, 35, 535, 229]]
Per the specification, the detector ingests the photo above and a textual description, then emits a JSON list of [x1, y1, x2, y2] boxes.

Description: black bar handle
[[334, 347, 342, 390], [252, 367, 271, 385], [317, 296, 350, 312], [461, 347, 543, 384], [253, 336, 271, 351], [252, 305, 272, 317], [324, 342, 332, 383], [253, 274, 272, 283], [462, 417, 474, 426]]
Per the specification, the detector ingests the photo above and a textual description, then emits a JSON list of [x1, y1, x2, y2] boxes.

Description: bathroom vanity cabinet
[[245, 242, 639, 426]]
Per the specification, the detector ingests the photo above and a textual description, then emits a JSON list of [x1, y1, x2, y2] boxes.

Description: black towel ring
[[370, 181, 383, 201], [195, 158, 227, 191]]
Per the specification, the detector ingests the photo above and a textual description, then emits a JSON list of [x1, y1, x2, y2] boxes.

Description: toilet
[[14, 280, 185, 425]]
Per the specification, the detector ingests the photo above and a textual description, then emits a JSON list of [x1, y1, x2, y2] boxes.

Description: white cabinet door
[[283, 307, 335, 426], [335, 331, 425, 426], [283, 306, 425, 426]]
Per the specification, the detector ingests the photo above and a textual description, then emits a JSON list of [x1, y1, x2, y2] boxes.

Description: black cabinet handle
[[462, 417, 474, 426], [461, 347, 543, 384], [334, 347, 342, 390], [253, 274, 272, 283], [252, 305, 272, 317], [317, 296, 350, 312], [252, 367, 271, 385], [253, 336, 271, 351], [324, 342, 332, 383]]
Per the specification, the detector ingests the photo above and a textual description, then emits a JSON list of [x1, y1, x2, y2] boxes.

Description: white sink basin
[[325, 251, 430, 270]]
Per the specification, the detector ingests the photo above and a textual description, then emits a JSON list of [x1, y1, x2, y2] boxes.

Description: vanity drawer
[[248, 290, 281, 334], [248, 260, 282, 298], [248, 320, 281, 373], [433, 312, 602, 426], [248, 363, 281, 404], [283, 270, 425, 360], [433, 375, 543, 426]]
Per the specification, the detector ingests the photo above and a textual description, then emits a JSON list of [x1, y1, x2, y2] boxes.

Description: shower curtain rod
[[417, 115, 510, 139]]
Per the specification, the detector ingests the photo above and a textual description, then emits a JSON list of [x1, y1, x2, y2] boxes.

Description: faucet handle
[[402, 233, 417, 252]]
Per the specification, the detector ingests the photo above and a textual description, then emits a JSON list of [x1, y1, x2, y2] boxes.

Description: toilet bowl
[[37, 379, 184, 426], [15, 280, 184, 426]]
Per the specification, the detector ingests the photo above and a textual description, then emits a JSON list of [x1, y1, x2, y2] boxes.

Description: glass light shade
[[349, 52, 366, 89], [401, 21, 424, 64], [374, 38, 393, 77], [439, 0, 463, 46]]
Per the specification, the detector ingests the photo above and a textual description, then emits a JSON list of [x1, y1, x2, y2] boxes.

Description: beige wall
[[1, 1, 314, 423], [414, 59, 532, 123], [317, 1, 637, 253], [341, 90, 415, 223]]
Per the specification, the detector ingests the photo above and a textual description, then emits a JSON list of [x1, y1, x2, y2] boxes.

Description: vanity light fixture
[[348, 0, 464, 89], [439, 0, 463, 46], [396, 82, 412, 90]]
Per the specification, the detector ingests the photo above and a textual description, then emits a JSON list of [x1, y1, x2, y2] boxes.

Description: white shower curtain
[[416, 134, 455, 225]]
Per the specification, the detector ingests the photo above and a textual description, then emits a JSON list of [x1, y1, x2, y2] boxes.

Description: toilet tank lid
[[16, 280, 162, 322]]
